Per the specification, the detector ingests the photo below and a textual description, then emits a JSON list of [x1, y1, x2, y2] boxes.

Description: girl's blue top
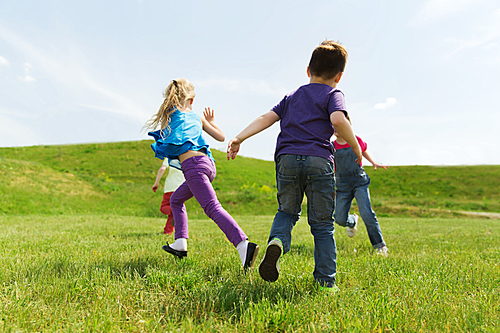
[[148, 109, 213, 170]]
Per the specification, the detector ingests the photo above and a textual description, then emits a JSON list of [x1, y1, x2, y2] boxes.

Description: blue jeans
[[269, 155, 336, 287], [334, 172, 386, 249]]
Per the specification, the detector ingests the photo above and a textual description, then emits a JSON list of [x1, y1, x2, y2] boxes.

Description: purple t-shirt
[[272, 83, 347, 162]]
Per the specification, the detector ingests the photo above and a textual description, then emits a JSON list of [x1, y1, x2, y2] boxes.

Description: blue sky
[[1, 0, 499, 165]]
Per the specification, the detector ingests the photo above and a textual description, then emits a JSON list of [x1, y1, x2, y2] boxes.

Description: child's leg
[[260, 155, 304, 282], [354, 185, 386, 249], [334, 189, 355, 228], [160, 191, 175, 234], [160, 191, 173, 216], [302, 156, 336, 288], [164, 214, 174, 234], [268, 155, 304, 254], [181, 156, 247, 247], [170, 181, 193, 240]]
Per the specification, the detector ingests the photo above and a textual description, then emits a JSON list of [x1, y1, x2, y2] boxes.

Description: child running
[[333, 124, 389, 256], [152, 159, 185, 235], [227, 40, 362, 291], [145, 78, 259, 270]]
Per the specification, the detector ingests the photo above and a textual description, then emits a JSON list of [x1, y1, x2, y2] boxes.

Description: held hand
[[152, 184, 159, 193], [227, 137, 242, 160], [203, 107, 215, 124], [353, 148, 363, 166]]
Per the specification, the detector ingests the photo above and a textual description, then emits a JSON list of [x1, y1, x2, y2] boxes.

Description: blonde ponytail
[[144, 78, 196, 133]]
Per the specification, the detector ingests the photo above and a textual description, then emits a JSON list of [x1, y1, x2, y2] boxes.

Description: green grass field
[[0, 215, 498, 332], [1, 141, 499, 332]]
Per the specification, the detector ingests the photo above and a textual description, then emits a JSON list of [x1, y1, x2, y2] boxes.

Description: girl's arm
[[202, 107, 225, 142], [330, 111, 362, 164], [362, 151, 389, 170], [227, 111, 280, 160], [152, 164, 168, 193]]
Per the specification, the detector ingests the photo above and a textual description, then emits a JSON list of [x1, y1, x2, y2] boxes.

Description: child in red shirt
[[333, 129, 389, 256]]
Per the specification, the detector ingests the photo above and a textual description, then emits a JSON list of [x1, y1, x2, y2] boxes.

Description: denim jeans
[[334, 172, 386, 249], [269, 154, 336, 287], [170, 155, 247, 247]]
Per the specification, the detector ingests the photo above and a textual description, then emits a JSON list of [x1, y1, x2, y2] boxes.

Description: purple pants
[[170, 155, 247, 247]]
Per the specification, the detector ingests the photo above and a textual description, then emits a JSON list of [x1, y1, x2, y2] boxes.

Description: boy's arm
[[227, 111, 280, 160], [202, 107, 225, 142], [152, 164, 168, 193], [362, 150, 389, 170], [330, 111, 362, 164]]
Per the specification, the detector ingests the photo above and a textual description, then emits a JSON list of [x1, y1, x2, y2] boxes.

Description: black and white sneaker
[[162, 243, 187, 259]]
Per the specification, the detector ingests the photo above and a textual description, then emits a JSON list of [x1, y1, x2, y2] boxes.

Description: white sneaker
[[376, 246, 388, 257], [346, 214, 358, 238]]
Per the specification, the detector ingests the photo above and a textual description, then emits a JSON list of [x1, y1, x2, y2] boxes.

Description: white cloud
[[0, 55, 9, 66], [19, 75, 35, 82], [19, 62, 35, 82], [374, 97, 397, 110], [0, 26, 147, 122]]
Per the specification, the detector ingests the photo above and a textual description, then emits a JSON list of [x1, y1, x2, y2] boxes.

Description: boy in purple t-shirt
[[227, 40, 362, 291]]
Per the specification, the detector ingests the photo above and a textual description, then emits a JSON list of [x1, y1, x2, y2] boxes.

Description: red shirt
[[333, 136, 367, 167]]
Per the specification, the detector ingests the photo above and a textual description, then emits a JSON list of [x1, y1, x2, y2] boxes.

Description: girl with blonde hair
[[146, 78, 259, 269]]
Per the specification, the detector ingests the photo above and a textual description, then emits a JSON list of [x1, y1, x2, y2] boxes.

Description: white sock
[[170, 238, 187, 252], [236, 240, 249, 266]]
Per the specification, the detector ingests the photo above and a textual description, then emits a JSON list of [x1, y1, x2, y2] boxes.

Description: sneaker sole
[[259, 244, 281, 282]]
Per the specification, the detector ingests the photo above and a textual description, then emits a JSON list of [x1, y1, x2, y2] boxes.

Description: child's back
[[227, 40, 363, 291], [273, 83, 347, 161], [146, 78, 260, 271]]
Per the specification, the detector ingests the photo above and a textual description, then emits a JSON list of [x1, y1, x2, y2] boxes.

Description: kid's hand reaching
[[203, 107, 215, 124], [227, 137, 242, 160], [372, 163, 389, 170]]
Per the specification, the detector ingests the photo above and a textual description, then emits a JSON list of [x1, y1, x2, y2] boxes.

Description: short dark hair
[[308, 40, 348, 80]]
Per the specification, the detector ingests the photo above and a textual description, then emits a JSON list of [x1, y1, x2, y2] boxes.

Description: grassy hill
[[0, 141, 276, 217], [1, 141, 499, 217]]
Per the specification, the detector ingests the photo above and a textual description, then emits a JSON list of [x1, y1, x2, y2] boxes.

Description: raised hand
[[203, 107, 215, 124]]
